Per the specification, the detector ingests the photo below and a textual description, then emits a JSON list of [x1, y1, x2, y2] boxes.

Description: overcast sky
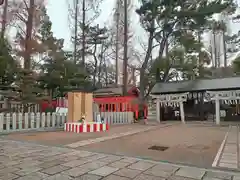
[[46, 0, 240, 51], [46, 0, 115, 50]]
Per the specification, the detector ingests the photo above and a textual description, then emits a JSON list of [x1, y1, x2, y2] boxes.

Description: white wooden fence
[[0, 100, 40, 113], [0, 113, 66, 133], [0, 111, 133, 133], [93, 112, 134, 124]]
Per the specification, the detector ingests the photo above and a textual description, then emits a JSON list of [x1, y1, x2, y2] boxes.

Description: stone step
[[148, 112, 156, 114], [148, 115, 156, 117], [148, 112, 157, 115], [147, 115, 156, 119], [148, 114, 156, 116]]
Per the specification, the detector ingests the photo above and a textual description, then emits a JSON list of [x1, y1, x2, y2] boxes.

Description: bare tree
[[12, 0, 46, 67], [112, 0, 133, 85], [68, 0, 102, 64]]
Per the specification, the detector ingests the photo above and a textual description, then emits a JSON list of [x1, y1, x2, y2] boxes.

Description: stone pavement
[[213, 125, 240, 170], [0, 139, 240, 180]]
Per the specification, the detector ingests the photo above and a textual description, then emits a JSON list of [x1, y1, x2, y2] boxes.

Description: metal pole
[[122, 0, 128, 95]]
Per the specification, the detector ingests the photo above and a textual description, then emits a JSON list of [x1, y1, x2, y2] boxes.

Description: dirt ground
[[0, 123, 228, 168], [1, 124, 151, 146], [77, 124, 228, 168]]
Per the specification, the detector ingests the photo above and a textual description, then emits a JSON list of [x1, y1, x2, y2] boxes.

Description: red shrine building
[[93, 85, 147, 120], [41, 85, 147, 120]]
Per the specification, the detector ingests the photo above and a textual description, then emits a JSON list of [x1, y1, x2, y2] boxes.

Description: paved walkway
[[1, 139, 240, 180], [213, 125, 240, 170]]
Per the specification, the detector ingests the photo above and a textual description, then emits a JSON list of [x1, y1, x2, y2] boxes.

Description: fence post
[[64, 114, 67, 124], [36, 113, 40, 128], [125, 112, 128, 123], [3, 98, 8, 109], [41, 113, 46, 128], [128, 112, 133, 123], [125, 112, 128, 124], [116, 112, 119, 124], [56, 113, 61, 127], [46, 113, 51, 127], [108, 112, 111, 124], [12, 113, 16, 130], [105, 112, 109, 124], [52, 113, 56, 127], [18, 113, 22, 130], [6, 113, 10, 131], [24, 113, 28, 129], [120, 112, 123, 124], [114, 112, 117, 124], [30, 112, 35, 129], [60, 113, 65, 126], [0, 113, 3, 132], [28, 104, 31, 113], [122, 112, 125, 124]]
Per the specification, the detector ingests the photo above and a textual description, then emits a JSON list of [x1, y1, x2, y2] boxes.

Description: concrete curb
[[212, 125, 230, 167]]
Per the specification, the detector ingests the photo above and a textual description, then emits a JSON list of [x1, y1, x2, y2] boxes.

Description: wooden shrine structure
[[151, 77, 240, 124]]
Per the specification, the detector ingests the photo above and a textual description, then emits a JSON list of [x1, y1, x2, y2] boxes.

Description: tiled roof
[[94, 85, 136, 96], [151, 76, 240, 94]]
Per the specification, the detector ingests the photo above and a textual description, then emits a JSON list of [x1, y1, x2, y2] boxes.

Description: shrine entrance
[[206, 90, 240, 124], [150, 77, 240, 124], [151, 93, 188, 123], [151, 92, 208, 122], [224, 104, 240, 121]]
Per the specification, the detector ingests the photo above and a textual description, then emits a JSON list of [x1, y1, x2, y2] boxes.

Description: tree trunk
[[24, 0, 34, 70], [1, 0, 8, 38], [139, 21, 155, 104], [115, 0, 120, 85], [82, 0, 86, 65], [223, 31, 227, 67], [93, 60, 97, 86], [97, 44, 104, 85], [122, 0, 128, 95], [93, 43, 98, 86], [213, 31, 217, 68], [73, 0, 79, 64], [22, 0, 34, 112], [104, 58, 108, 86]]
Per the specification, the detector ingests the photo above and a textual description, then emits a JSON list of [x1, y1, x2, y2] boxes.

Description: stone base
[[64, 122, 109, 133]]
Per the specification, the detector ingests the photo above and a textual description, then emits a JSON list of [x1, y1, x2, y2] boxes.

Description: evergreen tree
[[0, 37, 19, 102], [38, 8, 92, 97], [136, 0, 237, 100], [13, 0, 47, 106]]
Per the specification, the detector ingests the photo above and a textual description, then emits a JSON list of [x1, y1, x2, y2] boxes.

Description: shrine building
[[150, 76, 240, 124]]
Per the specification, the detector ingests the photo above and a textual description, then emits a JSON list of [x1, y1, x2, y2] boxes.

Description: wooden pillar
[[179, 101, 185, 123], [156, 99, 160, 123], [215, 95, 220, 125]]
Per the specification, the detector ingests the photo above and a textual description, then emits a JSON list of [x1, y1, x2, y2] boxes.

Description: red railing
[[41, 96, 148, 119], [93, 96, 148, 119]]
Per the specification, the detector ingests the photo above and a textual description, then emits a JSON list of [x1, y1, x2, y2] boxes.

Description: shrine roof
[[94, 85, 138, 96], [151, 76, 240, 94]]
